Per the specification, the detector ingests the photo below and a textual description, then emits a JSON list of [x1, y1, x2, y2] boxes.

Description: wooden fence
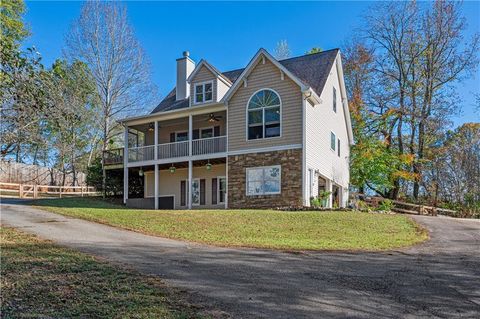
[[361, 195, 457, 216], [0, 160, 87, 185], [0, 182, 97, 199]]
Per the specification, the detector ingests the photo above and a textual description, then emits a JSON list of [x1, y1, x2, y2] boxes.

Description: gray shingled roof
[[151, 49, 339, 114]]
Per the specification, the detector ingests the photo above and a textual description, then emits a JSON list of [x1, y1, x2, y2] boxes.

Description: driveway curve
[[1, 199, 479, 318]]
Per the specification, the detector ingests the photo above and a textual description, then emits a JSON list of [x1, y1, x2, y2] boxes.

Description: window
[[247, 89, 281, 140], [194, 82, 213, 104], [337, 138, 341, 157], [330, 132, 336, 151], [333, 87, 337, 113], [200, 127, 213, 139], [246, 165, 281, 195], [175, 131, 188, 142], [218, 177, 226, 203]]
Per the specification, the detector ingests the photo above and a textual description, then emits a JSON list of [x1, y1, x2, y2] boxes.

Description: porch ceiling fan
[[206, 113, 222, 123]]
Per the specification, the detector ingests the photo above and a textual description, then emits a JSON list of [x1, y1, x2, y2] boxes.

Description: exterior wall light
[[169, 164, 176, 173], [139, 168, 144, 176], [206, 161, 212, 171]]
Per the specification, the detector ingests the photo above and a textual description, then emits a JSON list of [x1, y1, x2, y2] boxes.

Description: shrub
[[378, 199, 394, 212]]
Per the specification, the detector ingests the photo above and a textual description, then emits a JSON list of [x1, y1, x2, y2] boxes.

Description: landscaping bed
[[33, 197, 428, 251]]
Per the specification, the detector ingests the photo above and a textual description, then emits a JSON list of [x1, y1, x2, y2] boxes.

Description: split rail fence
[[0, 182, 97, 199]]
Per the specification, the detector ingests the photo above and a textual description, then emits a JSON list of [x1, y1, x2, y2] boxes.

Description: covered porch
[[125, 158, 227, 210]]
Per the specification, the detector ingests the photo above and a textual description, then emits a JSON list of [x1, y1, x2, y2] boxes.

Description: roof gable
[[222, 48, 310, 103], [187, 59, 232, 85]]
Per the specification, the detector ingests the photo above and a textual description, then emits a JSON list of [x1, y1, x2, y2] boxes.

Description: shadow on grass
[[0, 227, 211, 319]]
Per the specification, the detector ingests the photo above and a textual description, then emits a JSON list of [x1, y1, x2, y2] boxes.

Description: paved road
[[1, 199, 479, 318]]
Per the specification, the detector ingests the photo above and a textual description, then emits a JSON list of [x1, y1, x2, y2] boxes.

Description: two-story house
[[104, 48, 353, 210]]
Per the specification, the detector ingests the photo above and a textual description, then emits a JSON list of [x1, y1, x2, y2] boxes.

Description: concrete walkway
[[1, 199, 479, 318]]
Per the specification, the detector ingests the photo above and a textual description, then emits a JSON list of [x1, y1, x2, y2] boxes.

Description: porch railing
[[103, 148, 124, 165], [123, 136, 227, 163], [192, 136, 227, 156], [157, 140, 189, 159], [128, 145, 155, 162]]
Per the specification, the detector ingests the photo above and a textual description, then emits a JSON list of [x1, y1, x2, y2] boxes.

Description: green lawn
[[0, 227, 205, 318], [35, 197, 427, 251]]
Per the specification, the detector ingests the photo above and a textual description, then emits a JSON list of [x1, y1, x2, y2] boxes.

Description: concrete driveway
[[1, 199, 479, 318]]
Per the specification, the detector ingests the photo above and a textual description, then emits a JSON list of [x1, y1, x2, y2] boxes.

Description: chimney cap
[[183, 51, 190, 57]]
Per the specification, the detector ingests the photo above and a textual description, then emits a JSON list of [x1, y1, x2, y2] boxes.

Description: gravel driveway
[[1, 199, 479, 318]]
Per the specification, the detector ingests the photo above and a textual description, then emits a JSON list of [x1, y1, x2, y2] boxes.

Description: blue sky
[[24, 1, 479, 126]]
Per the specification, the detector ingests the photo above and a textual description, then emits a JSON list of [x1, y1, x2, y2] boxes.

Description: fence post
[[59, 186, 62, 198], [81, 186, 84, 197], [33, 185, 38, 199], [19, 184, 23, 198]]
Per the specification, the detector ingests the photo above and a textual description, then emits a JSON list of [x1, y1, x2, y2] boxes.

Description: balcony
[[105, 136, 227, 166]]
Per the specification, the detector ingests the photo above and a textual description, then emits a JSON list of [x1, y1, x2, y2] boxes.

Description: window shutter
[[180, 180, 186, 206], [200, 179, 206, 205], [170, 133, 175, 143], [193, 129, 199, 140], [214, 126, 220, 137], [212, 178, 217, 204]]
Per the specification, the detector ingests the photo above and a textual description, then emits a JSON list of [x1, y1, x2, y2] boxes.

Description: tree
[[0, 0, 47, 160], [44, 59, 98, 185], [274, 40, 291, 60], [306, 47, 322, 55], [64, 1, 157, 195], [347, 0, 479, 200]]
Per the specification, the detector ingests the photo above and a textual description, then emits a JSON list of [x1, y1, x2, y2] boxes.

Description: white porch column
[[154, 121, 159, 210], [188, 115, 193, 210], [188, 160, 193, 209], [327, 179, 333, 209], [154, 164, 159, 210], [225, 156, 228, 209], [123, 125, 129, 204], [188, 115, 193, 157]]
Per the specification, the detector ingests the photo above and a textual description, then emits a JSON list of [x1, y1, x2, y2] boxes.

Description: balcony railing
[[192, 136, 227, 156], [128, 145, 155, 162], [157, 140, 189, 159], [122, 135, 227, 164], [103, 148, 124, 165]]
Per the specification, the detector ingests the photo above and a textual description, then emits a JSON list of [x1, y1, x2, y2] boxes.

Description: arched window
[[247, 89, 281, 140]]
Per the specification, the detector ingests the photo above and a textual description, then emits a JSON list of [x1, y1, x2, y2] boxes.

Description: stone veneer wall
[[227, 149, 303, 208]]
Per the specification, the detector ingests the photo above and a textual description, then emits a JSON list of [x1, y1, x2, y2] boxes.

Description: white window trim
[[175, 130, 188, 142], [245, 88, 282, 141], [330, 131, 336, 152], [199, 126, 214, 139], [217, 176, 226, 204], [193, 81, 214, 105], [246, 165, 281, 196]]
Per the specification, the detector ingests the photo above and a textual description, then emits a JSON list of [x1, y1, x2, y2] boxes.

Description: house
[[105, 48, 353, 210]]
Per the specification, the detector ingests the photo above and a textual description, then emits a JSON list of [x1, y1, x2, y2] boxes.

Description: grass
[[0, 226, 207, 318], [34, 197, 428, 251]]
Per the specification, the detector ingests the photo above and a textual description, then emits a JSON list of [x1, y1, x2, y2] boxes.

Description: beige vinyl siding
[[227, 59, 303, 151], [144, 164, 226, 209], [144, 117, 226, 144], [190, 65, 217, 104]]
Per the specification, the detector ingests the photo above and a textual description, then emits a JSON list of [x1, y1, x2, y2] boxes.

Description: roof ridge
[[278, 48, 340, 62]]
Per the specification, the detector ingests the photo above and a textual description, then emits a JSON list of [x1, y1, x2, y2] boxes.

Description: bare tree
[[64, 1, 157, 195], [274, 40, 291, 60]]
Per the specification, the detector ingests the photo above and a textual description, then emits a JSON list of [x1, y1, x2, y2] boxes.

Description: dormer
[[187, 60, 232, 106]]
